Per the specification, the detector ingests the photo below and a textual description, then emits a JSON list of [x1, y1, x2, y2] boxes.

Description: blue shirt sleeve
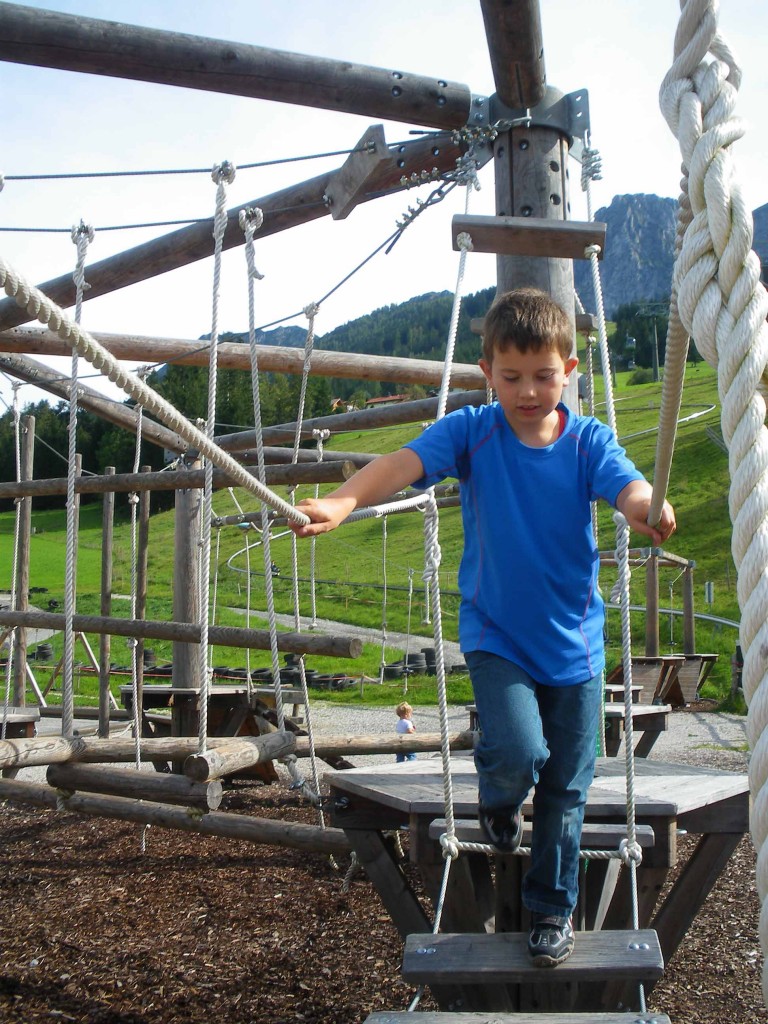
[[585, 419, 644, 506], [403, 409, 469, 489]]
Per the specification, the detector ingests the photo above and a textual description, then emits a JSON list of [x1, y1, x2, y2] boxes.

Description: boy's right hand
[[289, 495, 358, 538]]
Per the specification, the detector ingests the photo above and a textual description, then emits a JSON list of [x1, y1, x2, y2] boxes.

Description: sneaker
[[528, 914, 574, 967], [478, 802, 523, 853]]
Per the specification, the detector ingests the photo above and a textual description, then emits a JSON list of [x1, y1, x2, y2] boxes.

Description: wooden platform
[[327, 756, 747, 1012], [365, 1013, 671, 1023], [402, 929, 663, 985]]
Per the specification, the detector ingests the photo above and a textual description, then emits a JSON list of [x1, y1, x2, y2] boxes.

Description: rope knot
[[304, 301, 320, 320], [0, 174, 4, 192], [456, 231, 474, 252], [71, 220, 95, 245], [238, 206, 264, 232], [439, 833, 460, 860], [583, 243, 602, 258], [619, 837, 643, 867], [211, 160, 236, 185]]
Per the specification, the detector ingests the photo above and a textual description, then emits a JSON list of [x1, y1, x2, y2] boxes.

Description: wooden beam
[[479, 0, 546, 109], [453, 214, 606, 260], [0, 133, 467, 332], [184, 732, 296, 782], [47, 763, 223, 812], [0, 778, 351, 855], [0, 351, 186, 452], [0, 327, 487, 389], [0, 731, 476, 773], [324, 124, 393, 220], [216, 389, 487, 452], [0, 459, 356, 500], [0, 610, 364, 659], [240, 447, 377, 469], [0, 4, 471, 129]]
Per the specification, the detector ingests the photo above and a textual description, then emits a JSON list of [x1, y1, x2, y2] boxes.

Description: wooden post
[[11, 414, 34, 705], [98, 467, 115, 739], [645, 553, 660, 657], [172, 457, 201, 689], [47, 762, 223, 812], [479, 0, 546, 109], [682, 565, 696, 655], [492, 102, 579, 410]]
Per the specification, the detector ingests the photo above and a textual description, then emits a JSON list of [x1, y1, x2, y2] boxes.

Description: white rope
[[197, 162, 235, 754], [240, 209, 286, 734], [660, 1, 768, 1004], [0, 253, 309, 526], [1, 384, 23, 740], [308, 428, 330, 630], [61, 221, 93, 738], [378, 516, 389, 685]]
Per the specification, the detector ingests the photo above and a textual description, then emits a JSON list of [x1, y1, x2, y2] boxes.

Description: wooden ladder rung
[[402, 929, 663, 986], [452, 214, 606, 260], [365, 1012, 671, 1023], [428, 819, 656, 850]]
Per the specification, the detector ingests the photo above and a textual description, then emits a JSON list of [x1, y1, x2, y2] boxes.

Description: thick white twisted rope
[[0, 253, 309, 527], [62, 222, 93, 738], [660, 0, 768, 1002]]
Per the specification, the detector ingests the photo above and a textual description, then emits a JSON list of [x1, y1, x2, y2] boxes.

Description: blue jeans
[[396, 752, 417, 763], [465, 650, 602, 920]]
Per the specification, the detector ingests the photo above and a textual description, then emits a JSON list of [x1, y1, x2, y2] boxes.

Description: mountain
[[574, 194, 678, 317]]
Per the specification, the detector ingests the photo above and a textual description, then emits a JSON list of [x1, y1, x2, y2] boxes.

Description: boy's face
[[479, 345, 578, 442]]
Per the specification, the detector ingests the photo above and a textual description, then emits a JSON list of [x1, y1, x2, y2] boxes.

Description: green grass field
[[0, 356, 743, 711]]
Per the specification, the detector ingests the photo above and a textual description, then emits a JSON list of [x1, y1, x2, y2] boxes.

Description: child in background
[[394, 701, 417, 762]]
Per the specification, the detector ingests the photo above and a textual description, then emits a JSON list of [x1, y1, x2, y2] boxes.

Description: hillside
[[0, 357, 741, 701]]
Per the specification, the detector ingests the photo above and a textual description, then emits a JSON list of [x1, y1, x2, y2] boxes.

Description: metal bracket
[[487, 85, 591, 162]]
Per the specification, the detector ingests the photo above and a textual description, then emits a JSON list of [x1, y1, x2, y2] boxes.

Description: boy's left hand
[[617, 482, 676, 546]]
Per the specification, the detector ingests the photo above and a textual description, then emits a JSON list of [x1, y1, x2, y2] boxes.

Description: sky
[[0, 0, 765, 413]]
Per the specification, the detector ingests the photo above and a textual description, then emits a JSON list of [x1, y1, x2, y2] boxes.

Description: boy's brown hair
[[482, 287, 572, 363], [396, 701, 413, 718]]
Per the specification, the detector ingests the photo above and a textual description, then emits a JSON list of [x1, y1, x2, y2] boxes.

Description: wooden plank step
[[428, 819, 655, 850], [402, 930, 663, 985], [365, 1013, 671, 1023], [452, 214, 606, 260]]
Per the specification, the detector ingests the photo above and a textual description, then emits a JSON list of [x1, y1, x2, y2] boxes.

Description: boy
[[394, 701, 417, 762], [291, 288, 675, 967]]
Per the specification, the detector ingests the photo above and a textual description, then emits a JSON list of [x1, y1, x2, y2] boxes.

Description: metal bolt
[[415, 946, 437, 954]]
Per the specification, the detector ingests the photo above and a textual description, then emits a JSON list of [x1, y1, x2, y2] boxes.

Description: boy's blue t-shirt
[[404, 401, 643, 686]]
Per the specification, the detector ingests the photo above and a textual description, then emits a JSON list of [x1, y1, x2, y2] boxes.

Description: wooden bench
[[604, 704, 670, 757], [604, 683, 642, 703], [655, 654, 719, 706], [0, 706, 40, 739]]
